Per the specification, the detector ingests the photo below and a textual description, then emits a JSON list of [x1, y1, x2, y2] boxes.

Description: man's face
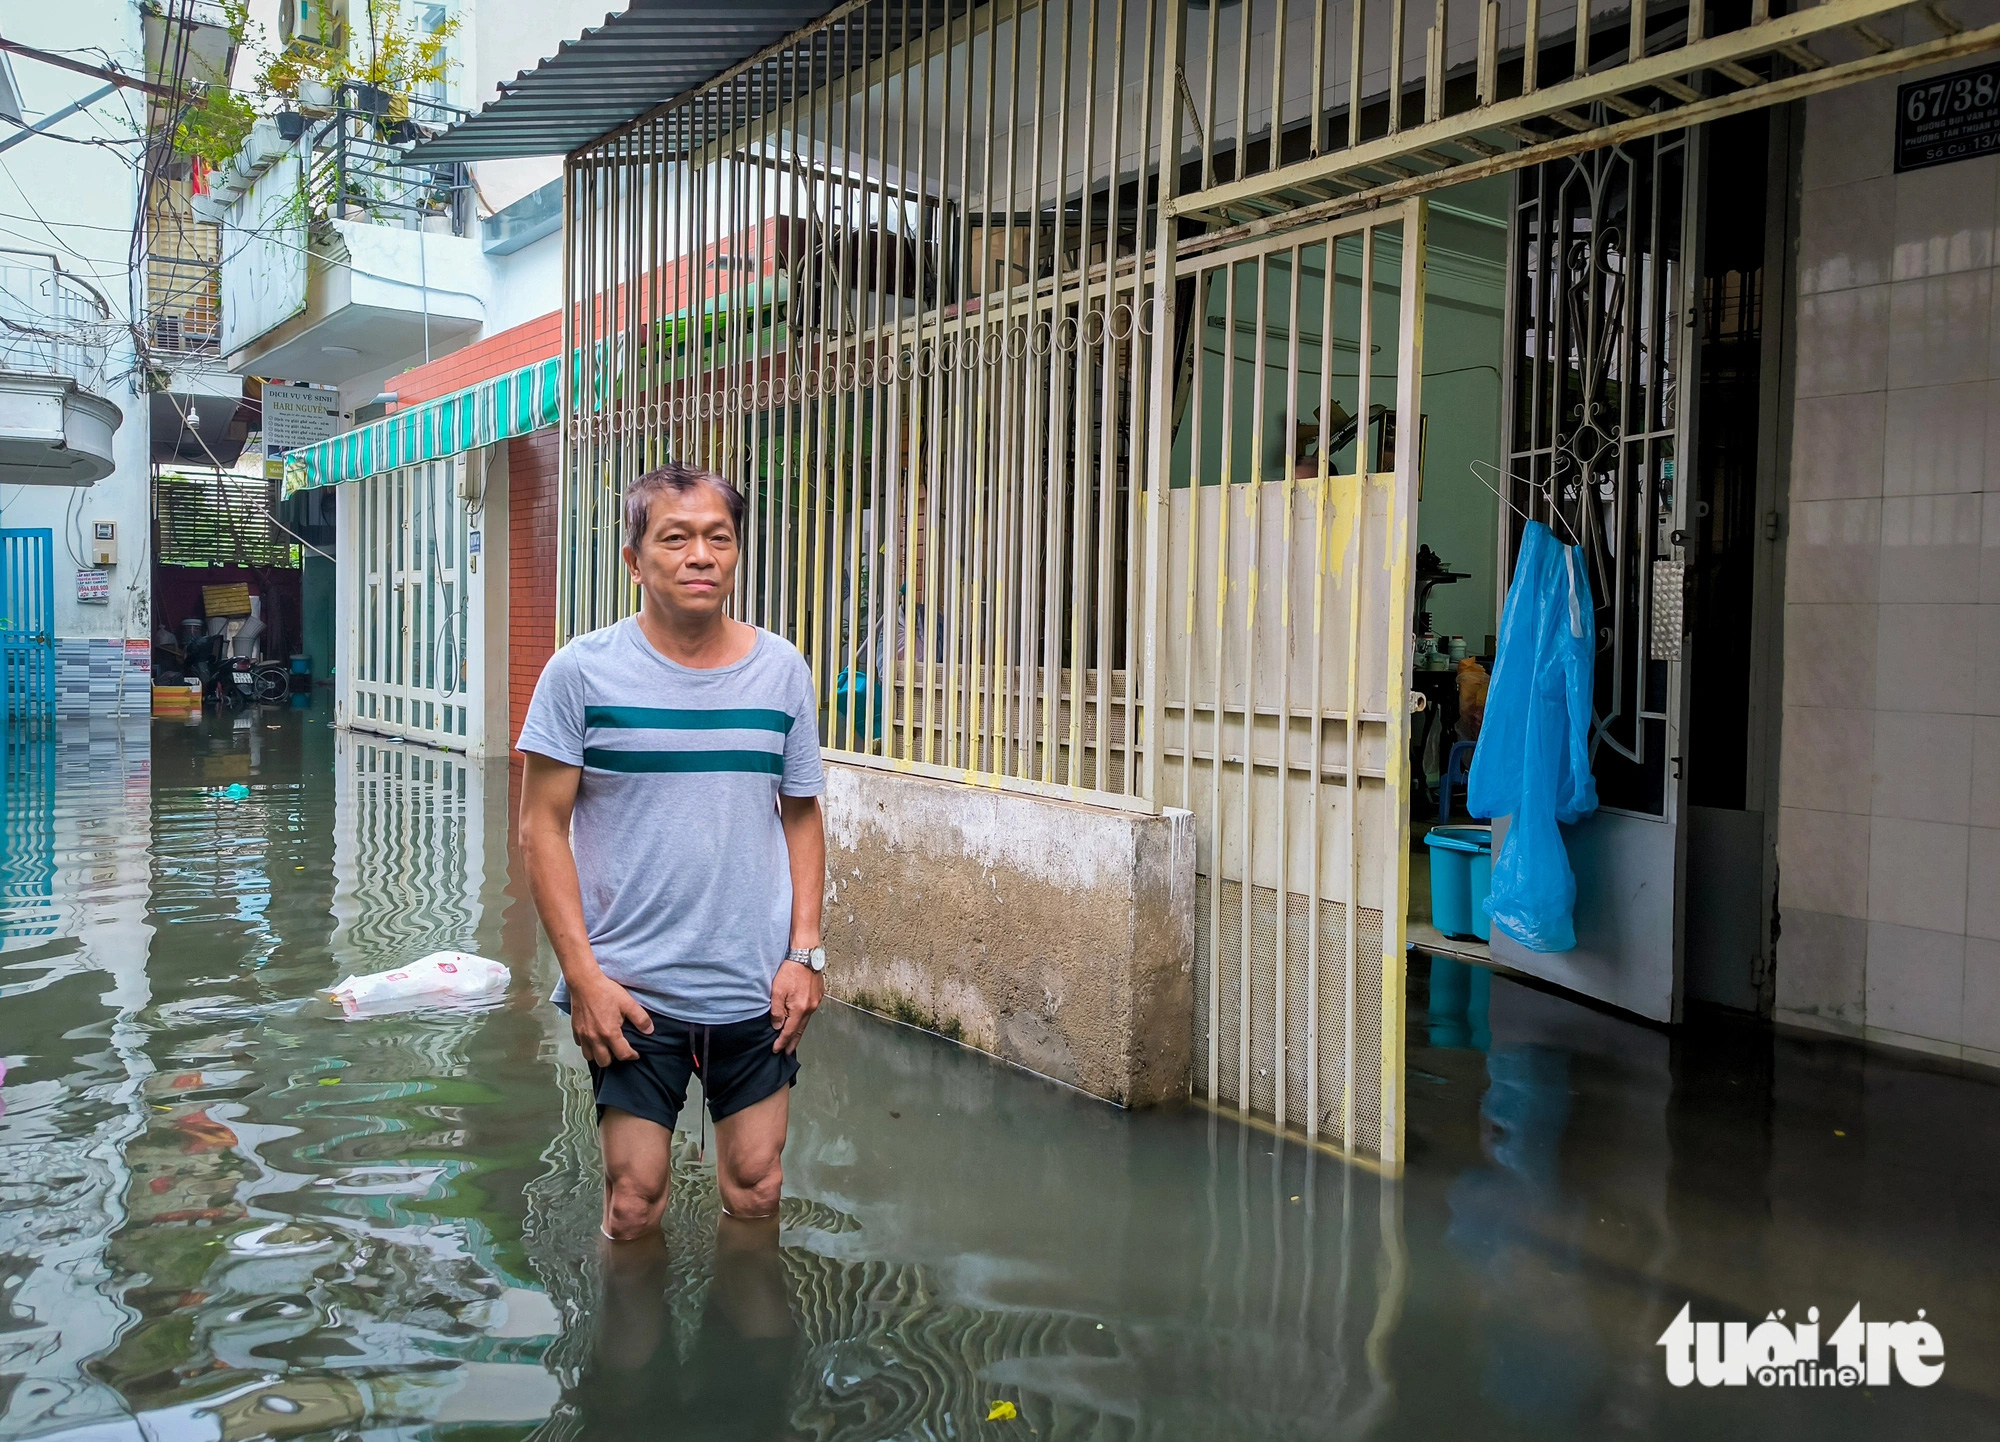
[[624, 483, 739, 620]]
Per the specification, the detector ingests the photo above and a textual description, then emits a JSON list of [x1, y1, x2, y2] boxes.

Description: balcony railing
[[0, 250, 115, 393], [303, 84, 472, 236]]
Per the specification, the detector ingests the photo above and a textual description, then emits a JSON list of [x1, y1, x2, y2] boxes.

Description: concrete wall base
[[821, 763, 1195, 1107]]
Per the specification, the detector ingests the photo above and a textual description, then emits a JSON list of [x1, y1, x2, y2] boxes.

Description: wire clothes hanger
[[1467, 456, 1584, 549]]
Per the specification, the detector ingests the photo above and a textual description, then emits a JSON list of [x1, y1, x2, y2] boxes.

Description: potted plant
[[348, 82, 391, 117], [169, 81, 256, 176], [170, 0, 459, 210]]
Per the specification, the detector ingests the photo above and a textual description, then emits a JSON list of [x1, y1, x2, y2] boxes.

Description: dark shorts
[[588, 1011, 799, 1133]]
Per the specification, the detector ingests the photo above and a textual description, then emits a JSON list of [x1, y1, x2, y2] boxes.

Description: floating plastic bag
[[1466, 520, 1597, 952], [326, 952, 510, 1018]]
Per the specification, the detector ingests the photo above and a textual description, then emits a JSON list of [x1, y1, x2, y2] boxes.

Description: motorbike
[[226, 656, 294, 707]]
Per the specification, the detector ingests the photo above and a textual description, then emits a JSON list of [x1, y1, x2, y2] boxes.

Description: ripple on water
[[1, 713, 1445, 1442]]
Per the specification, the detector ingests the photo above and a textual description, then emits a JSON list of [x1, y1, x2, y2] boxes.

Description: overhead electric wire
[[0, 36, 185, 99]]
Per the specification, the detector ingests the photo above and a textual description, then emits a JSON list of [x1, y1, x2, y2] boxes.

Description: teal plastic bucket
[[1423, 825, 1493, 941]]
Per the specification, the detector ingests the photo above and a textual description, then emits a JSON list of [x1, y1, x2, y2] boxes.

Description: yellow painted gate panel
[[1158, 203, 1426, 1164]]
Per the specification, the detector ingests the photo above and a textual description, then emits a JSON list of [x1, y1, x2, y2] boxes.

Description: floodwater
[[3, 708, 1999, 1441]]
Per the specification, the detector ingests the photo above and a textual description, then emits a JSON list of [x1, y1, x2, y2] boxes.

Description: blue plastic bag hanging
[[1465, 520, 1598, 952]]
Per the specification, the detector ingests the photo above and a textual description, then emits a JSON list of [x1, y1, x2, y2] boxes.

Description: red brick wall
[[389, 216, 808, 411], [390, 310, 562, 407], [508, 428, 561, 747]]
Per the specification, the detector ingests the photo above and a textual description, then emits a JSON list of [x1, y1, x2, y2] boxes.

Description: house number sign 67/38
[[1896, 60, 2000, 173]]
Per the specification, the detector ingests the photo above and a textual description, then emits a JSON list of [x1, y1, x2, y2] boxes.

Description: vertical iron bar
[[1306, 232, 1334, 1140], [1310, 0, 1326, 158], [1341, 222, 1372, 1151], [1201, 0, 1220, 189], [1181, 265, 1205, 815], [948, 0, 980, 771], [903, 0, 934, 766], [1238, 250, 1266, 1116], [975, 0, 1004, 774], [1389, 0, 1407, 136], [1525, 0, 1541, 92], [1231, 0, 1251, 182], [1347, 0, 1366, 149], [1211, 257, 1233, 1105], [1070, 0, 1102, 788], [1379, 197, 1427, 1170], [1042, 0, 1078, 784], [1274, 240, 1303, 1133], [996, 0, 1027, 776]]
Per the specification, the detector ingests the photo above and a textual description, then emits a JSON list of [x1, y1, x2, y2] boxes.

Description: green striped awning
[[281, 354, 561, 496]]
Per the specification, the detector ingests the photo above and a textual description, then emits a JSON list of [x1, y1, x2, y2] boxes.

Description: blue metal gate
[[1, 528, 57, 728]]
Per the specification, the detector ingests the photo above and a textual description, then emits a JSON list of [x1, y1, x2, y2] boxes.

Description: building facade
[[0, 0, 158, 720], [275, 0, 2000, 1164]]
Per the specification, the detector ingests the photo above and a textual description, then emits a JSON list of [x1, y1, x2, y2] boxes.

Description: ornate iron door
[[1493, 128, 1699, 1023]]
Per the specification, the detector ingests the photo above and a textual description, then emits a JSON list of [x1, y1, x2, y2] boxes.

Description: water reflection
[[4, 711, 2000, 1439], [2, 712, 1409, 1441], [570, 1217, 798, 1440]]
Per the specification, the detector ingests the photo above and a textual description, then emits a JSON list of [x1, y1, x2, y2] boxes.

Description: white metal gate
[[541, 0, 1993, 1164], [1161, 204, 1426, 1160], [342, 458, 485, 754], [554, 0, 1436, 1163]]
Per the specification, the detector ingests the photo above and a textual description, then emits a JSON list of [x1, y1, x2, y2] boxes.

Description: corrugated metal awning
[[404, 0, 850, 163]]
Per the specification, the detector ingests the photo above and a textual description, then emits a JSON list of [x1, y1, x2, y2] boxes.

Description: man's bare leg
[[711, 1086, 791, 1339], [600, 1106, 675, 1242], [712, 1084, 788, 1219]]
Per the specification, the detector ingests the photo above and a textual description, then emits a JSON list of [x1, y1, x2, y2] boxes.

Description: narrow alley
[[3, 706, 1996, 1439]]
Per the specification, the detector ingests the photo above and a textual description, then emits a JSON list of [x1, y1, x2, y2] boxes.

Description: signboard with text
[[262, 383, 340, 481], [1896, 60, 2000, 173]]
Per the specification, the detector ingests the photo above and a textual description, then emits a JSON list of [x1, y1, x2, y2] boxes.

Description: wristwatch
[[786, 945, 827, 973]]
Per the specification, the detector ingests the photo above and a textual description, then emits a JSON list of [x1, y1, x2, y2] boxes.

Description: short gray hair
[[623, 463, 746, 550]]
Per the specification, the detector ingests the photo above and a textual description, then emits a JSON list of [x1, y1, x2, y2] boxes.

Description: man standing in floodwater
[[516, 461, 827, 1243]]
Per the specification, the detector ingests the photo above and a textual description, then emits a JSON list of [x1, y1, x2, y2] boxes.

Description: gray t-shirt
[[516, 618, 825, 1024]]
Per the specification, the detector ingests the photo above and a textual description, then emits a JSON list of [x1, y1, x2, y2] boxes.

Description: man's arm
[[519, 751, 653, 1065], [769, 793, 826, 1054]]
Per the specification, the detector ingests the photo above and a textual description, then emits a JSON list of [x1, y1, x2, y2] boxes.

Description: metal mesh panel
[[1247, 883, 1279, 1119], [1194, 878, 1385, 1156], [1285, 891, 1354, 1144], [1201, 878, 1245, 1111], [1352, 906, 1386, 1158]]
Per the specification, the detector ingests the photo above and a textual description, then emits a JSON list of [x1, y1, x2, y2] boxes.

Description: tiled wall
[[53, 638, 150, 719], [1777, 62, 2000, 1067]]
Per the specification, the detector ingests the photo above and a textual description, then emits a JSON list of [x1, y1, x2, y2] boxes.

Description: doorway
[[1477, 110, 1790, 1023], [339, 457, 487, 754]]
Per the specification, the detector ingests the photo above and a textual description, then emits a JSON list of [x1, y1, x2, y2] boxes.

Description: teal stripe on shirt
[[583, 747, 785, 775], [585, 705, 795, 734]]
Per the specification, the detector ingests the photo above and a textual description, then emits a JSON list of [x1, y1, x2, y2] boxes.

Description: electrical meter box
[[91, 521, 117, 567]]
